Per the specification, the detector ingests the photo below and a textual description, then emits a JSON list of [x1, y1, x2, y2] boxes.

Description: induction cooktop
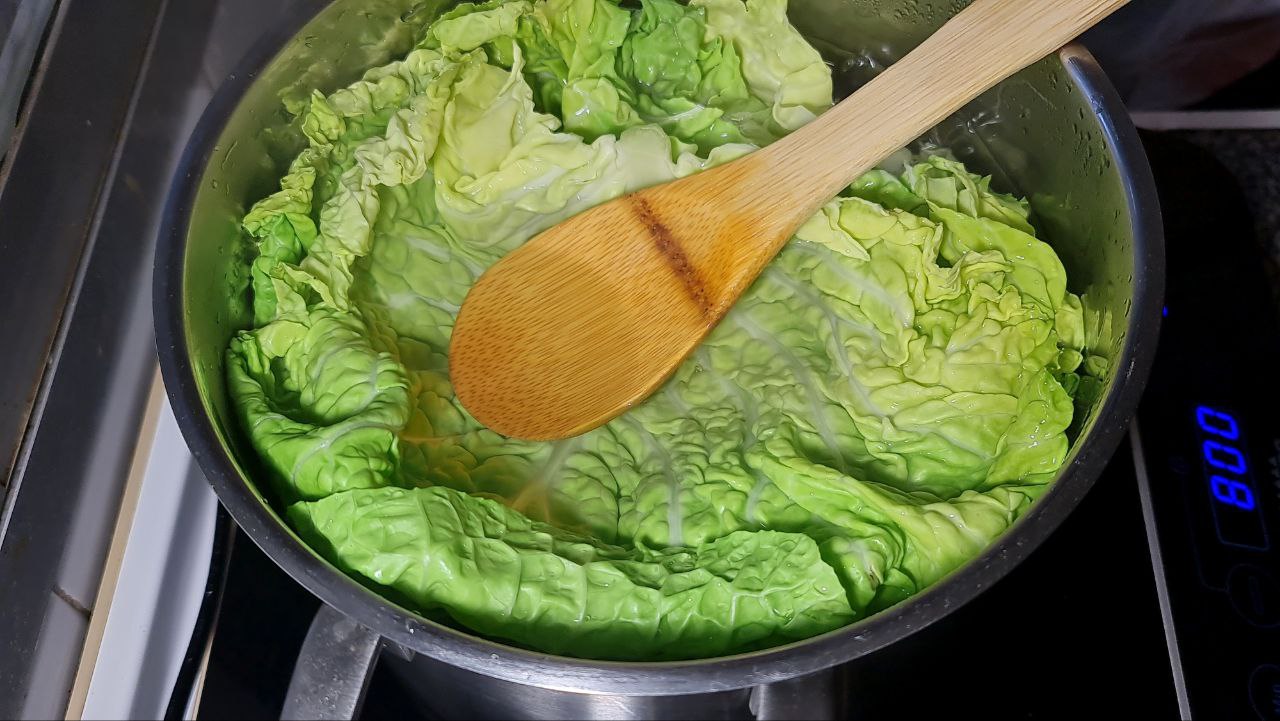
[[178, 129, 1279, 721]]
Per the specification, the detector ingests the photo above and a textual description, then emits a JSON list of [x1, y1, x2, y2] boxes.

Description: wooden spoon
[[450, 0, 1129, 440]]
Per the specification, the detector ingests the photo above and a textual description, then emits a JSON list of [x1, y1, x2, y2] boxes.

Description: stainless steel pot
[[154, 0, 1163, 718]]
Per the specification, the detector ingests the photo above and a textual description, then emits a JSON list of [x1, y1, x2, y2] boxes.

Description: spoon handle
[[757, 0, 1130, 216]]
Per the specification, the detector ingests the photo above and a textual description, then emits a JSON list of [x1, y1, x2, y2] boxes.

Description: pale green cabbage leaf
[[226, 0, 1090, 660]]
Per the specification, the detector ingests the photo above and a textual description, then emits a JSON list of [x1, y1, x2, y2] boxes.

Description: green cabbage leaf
[[226, 0, 1090, 660]]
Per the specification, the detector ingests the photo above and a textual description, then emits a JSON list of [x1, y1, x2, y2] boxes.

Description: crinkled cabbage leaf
[[228, 0, 1092, 661]]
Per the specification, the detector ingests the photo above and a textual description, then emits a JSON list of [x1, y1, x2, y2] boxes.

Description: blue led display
[[1209, 475, 1255, 511], [1193, 405, 1268, 551], [1203, 440, 1247, 474], [1196, 405, 1239, 440]]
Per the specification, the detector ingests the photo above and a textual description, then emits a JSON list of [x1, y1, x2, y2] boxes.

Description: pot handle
[[281, 604, 385, 720], [281, 604, 842, 720]]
